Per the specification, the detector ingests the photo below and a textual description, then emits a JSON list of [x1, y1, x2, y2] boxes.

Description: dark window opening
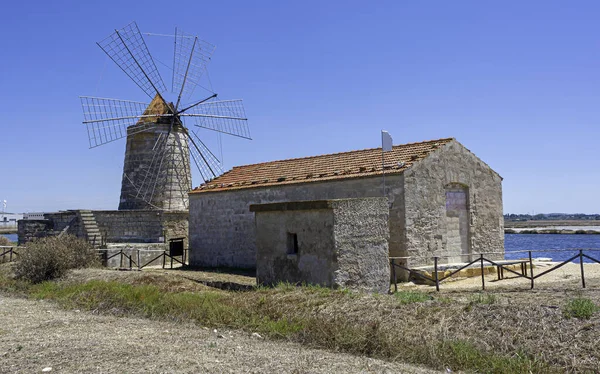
[[287, 232, 299, 255]]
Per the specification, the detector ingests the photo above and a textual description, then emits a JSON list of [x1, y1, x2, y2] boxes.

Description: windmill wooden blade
[[172, 28, 215, 105], [181, 99, 250, 139], [97, 22, 167, 99], [187, 129, 224, 182], [80, 96, 172, 148]]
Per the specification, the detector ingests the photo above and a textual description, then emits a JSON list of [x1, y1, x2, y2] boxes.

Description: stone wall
[[189, 174, 404, 269], [100, 244, 171, 268], [18, 212, 82, 245], [95, 211, 163, 243], [403, 140, 504, 266], [17, 220, 52, 245], [93, 210, 188, 244], [251, 198, 390, 293], [18, 210, 188, 246]]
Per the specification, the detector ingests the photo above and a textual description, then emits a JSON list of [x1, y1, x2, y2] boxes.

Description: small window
[[287, 232, 299, 255]]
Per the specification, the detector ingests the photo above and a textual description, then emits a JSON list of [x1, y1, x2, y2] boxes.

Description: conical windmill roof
[[138, 94, 174, 124]]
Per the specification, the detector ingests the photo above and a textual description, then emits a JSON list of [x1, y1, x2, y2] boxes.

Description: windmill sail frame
[[80, 21, 250, 211]]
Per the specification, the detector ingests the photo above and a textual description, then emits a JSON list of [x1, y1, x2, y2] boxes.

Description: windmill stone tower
[[119, 95, 192, 211], [80, 22, 251, 212]]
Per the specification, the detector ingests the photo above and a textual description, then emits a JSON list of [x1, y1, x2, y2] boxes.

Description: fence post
[[580, 250, 586, 289], [129, 251, 132, 270], [434, 256, 440, 292], [162, 251, 166, 269], [529, 251, 534, 289], [480, 254, 485, 290], [9, 248, 13, 262], [391, 259, 397, 293], [137, 249, 141, 271]]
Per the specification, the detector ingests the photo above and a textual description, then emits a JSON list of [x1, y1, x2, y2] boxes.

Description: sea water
[[505, 233, 600, 263], [1, 233, 17, 243]]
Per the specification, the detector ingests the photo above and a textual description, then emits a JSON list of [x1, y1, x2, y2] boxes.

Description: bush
[[0, 235, 13, 246], [14, 235, 99, 283]]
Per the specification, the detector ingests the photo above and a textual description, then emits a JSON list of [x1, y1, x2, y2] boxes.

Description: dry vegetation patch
[[0, 235, 13, 246], [2, 265, 600, 372]]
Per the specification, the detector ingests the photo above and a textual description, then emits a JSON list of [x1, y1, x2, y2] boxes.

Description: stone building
[[188, 138, 504, 270], [251, 198, 390, 292]]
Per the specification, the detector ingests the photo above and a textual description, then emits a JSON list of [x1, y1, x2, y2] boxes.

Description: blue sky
[[1, 1, 599, 214]]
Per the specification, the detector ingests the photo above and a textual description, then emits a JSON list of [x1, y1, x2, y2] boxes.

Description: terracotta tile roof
[[190, 138, 455, 194]]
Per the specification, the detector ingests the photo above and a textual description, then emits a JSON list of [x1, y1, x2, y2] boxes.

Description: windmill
[[80, 22, 250, 211]]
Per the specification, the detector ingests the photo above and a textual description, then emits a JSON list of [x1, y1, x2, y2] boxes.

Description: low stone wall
[[100, 244, 177, 268], [95, 210, 188, 244], [18, 220, 53, 245], [95, 211, 162, 243], [251, 197, 390, 293], [18, 210, 189, 246], [18, 211, 84, 245]]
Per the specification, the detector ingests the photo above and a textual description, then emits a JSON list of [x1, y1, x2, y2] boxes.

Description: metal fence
[[391, 249, 600, 292], [98, 248, 188, 270], [0, 246, 18, 263], [0, 244, 187, 270]]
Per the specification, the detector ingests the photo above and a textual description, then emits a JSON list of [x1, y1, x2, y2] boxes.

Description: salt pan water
[[505, 233, 600, 263]]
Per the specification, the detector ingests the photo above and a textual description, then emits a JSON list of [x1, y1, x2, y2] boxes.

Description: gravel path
[[0, 295, 437, 374]]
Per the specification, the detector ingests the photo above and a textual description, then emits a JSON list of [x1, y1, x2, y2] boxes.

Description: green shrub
[[14, 235, 99, 283], [564, 297, 599, 320]]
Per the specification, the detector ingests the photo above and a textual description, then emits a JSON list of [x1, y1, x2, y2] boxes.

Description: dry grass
[[4, 265, 600, 372], [0, 235, 13, 246]]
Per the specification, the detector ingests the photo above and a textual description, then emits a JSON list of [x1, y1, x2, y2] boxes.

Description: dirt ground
[[4, 261, 600, 373], [405, 261, 600, 294], [0, 295, 437, 374]]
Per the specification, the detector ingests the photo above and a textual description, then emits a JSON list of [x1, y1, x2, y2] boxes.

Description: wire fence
[[391, 248, 600, 292]]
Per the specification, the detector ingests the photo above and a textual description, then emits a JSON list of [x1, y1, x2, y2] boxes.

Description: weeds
[[564, 297, 599, 320], [438, 340, 551, 374], [469, 293, 497, 305], [393, 290, 432, 304]]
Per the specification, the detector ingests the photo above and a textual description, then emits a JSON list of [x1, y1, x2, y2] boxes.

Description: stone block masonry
[[190, 174, 404, 269], [18, 210, 188, 248], [189, 139, 504, 273], [251, 198, 390, 293]]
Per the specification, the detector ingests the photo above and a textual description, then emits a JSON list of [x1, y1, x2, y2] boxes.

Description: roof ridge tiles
[[229, 137, 455, 170], [191, 137, 455, 193]]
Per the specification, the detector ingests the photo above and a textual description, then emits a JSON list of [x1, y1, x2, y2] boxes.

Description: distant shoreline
[[505, 220, 600, 228], [0, 228, 17, 234], [505, 228, 600, 235]]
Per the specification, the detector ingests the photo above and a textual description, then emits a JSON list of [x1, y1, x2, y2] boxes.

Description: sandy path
[[0, 295, 437, 374], [399, 262, 600, 293]]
